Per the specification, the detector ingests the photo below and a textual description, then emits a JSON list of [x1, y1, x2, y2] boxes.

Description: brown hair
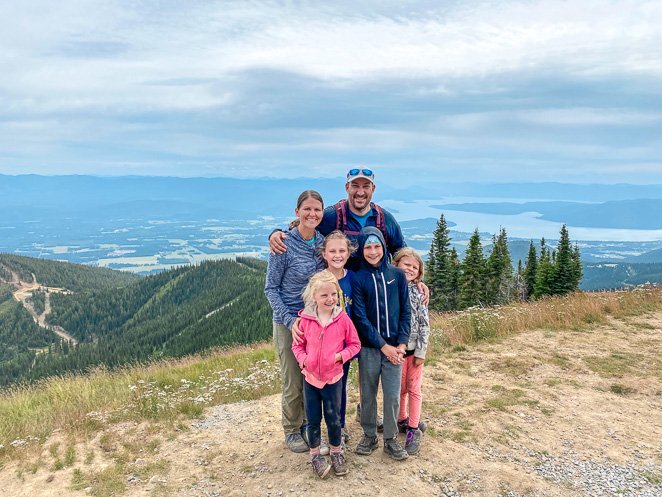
[[288, 190, 324, 229], [392, 247, 424, 283]]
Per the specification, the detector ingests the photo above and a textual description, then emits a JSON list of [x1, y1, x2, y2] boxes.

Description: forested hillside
[[0, 257, 271, 387], [0, 253, 139, 292], [582, 262, 662, 290]]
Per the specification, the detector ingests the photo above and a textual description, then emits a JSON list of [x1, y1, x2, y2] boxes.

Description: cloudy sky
[[1, 0, 661, 186]]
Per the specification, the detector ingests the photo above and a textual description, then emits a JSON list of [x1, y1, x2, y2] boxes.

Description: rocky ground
[[2, 312, 661, 497]]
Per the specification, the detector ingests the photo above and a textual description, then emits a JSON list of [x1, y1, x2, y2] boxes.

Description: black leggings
[[304, 379, 342, 449]]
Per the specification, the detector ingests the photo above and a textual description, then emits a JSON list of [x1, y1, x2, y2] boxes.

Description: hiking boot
[[398, 418, 428, 433], [405, 428, 422, 455], [285, 432, 308, 453], [319, 435, 329, 456], [331, 451, 349, 476], [383, 437, 409, 461], [355, 435, 379, 456], [310, 454, 331, 479]]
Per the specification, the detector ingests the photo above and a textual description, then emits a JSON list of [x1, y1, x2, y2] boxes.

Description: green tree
[[459, 229, 486, 308], [551, 224, 576, 295], [533, 238, 554, 298], [571, 243, 583, 290], [523, 241, 538, 300], [485, 228, 514, 305], [425, 214, 456, 311]]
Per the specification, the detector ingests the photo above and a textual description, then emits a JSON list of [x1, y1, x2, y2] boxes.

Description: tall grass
[[2, 288, 661, 462], [428, 288, 662, 355], [0, 344, 278, 459]]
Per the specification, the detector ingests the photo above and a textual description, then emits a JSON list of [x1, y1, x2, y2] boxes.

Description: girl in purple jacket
[[292, 270, 361, 479]]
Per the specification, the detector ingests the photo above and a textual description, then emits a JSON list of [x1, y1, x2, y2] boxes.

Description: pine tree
[[523, 241, 538, 300], [533, 238, 554, 298], [425, 214, 455, 311], [552, 224, 575, 295], [571, 243, 583, 290], [459, 229, 486, 309], [448, 248, 460, 310]]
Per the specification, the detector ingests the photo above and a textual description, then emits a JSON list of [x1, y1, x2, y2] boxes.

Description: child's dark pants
[[304, 379, 343, 449]]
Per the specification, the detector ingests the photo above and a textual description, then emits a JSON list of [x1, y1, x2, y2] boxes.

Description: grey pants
[[358, 346, 402, 439], [273, 322, 306, 435]]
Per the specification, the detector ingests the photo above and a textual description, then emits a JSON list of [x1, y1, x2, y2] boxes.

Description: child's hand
[[335, 353, 342, 363], [414, 357, 425, 367]]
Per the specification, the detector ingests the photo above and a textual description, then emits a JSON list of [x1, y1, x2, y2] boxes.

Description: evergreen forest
[[425, 215, 582, 311], [0, 256, 270, 387]]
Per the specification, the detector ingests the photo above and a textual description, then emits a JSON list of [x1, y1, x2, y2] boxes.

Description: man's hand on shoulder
[[269, 230, 288, 255], [418, 281, 430, 306]]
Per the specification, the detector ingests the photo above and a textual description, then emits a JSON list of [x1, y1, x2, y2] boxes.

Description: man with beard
[[269, 168, 406, 271]]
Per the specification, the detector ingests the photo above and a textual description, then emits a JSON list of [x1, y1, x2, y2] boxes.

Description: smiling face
[[323, 238, 350, 271], [345, 178, 375, 215], [294, 197, 323, 231], [314, 282, 339, 312], [396, 255, 421, 283], [363, 242, 384, 267]]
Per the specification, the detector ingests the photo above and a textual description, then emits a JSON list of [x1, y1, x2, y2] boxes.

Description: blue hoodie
[[264, 226, 325, 330], [350, 226, 411, 349]]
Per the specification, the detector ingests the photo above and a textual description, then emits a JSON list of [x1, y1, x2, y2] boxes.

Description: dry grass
[[2, 287, 661, 467], [428, 287, 662, 353], [0, 343, 278, 460]]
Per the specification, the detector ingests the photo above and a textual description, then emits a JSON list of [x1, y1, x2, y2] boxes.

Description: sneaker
[[310, 454, 331, 479], [319, 435, 330, 456], [285, 433, 309, 453], [383, 437, 409, 461], [398, 418, 427, 433], [405, 428, 422, 455], [331, 451, 349, 476], [355, 435, 379, 456]]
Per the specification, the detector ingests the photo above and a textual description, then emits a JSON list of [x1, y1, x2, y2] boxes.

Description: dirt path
[[9, 272, 78, 345], [4, 313, 661, 497]]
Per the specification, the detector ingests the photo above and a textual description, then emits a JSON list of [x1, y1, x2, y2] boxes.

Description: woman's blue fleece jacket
[[350, 227, 411, 349], [264, 227, 325, 330]]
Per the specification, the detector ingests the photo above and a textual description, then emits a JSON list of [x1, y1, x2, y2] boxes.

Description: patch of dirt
[[3, 313, 661, 497]]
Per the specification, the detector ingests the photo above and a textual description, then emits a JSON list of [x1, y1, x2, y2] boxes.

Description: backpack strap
[[371, 202, 389, 245], [334, 199, 389, 241]]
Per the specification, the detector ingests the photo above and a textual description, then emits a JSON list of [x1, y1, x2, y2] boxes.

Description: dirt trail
[[4, 313, 661, 497], [8, 271, 78, 345]]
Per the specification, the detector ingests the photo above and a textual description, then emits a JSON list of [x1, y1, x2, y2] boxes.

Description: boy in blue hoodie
[[351, 226, 411, 460]]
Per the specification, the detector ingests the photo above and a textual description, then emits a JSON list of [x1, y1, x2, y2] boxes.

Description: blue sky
[[1, 0, 661, 187]]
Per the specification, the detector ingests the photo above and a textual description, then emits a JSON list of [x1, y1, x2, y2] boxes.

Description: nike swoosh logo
[[387, 279, 395, 284]]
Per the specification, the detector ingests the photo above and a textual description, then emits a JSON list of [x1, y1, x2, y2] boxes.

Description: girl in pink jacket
[[292, 270, 361, 479]]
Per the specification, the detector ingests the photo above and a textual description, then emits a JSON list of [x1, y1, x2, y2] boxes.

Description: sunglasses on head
[[347, 168, 374, 179]]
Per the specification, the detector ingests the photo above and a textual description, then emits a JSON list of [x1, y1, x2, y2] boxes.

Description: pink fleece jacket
[[292, 305, 361, 389]]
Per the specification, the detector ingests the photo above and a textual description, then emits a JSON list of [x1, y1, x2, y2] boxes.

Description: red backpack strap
[[371, 202, 389, 245], [334, 199, 347, 232]]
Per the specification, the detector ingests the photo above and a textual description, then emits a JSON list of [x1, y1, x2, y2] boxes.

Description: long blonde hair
[[393, 247, 424, 283], [302, 270, 340, 308]]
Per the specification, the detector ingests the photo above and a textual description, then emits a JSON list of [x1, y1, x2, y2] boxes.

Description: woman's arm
[[264, 251, 296, 329]]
